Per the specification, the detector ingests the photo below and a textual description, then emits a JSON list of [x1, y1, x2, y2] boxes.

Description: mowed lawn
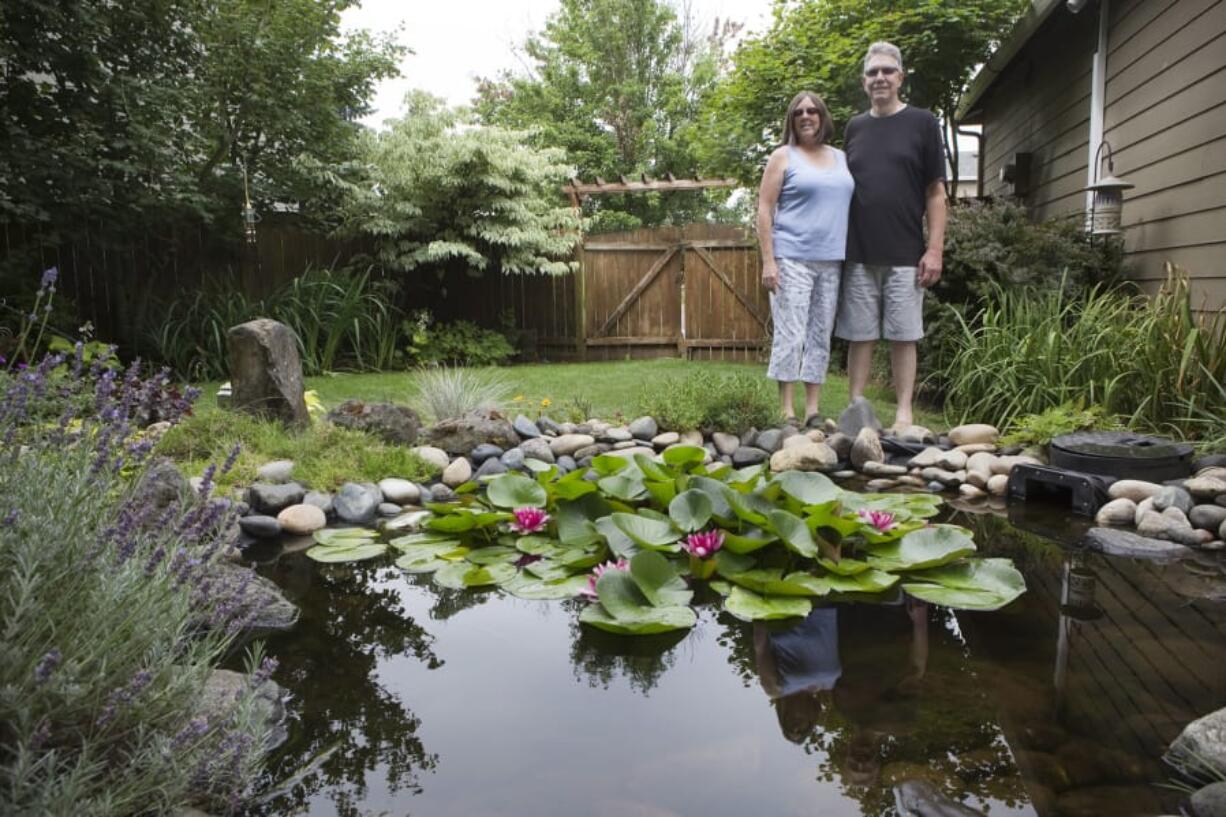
[[195, 357, 940, 428]]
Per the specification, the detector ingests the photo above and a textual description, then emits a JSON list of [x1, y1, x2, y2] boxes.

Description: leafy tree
[[309, 92, 580, 277], [695, 0, 1026, 184], [474, 0, 741, 230]]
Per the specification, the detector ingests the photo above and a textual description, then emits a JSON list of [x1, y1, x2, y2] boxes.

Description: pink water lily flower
[[581, 558, 630, 598], [509, 506, 550, 534], [858, 509, 897, 532], [685, 529, 725, 559]]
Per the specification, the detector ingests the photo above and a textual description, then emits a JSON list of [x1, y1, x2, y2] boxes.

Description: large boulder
[[194, 668, 288, 751], [326, 400, 421, 445], [419, 409, 519, 455], [136, 457, 191, 512], [1167, 707, 1226, 780], [196, 561, 299, 633], [226, 319, 309, 428], [837, 396, 882, 438]]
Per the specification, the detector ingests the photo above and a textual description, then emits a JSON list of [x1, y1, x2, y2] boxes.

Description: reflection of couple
[[754, 599, 930, 787], [758, 41, 946, 429]]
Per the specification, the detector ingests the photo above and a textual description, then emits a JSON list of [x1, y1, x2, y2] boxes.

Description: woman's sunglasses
[[792, 106, 821, 118]]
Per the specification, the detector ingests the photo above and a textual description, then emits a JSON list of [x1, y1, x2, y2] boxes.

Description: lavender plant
[[1, 349, 274, 815]]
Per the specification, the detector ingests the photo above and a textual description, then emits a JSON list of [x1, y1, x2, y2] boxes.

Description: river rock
[[862, 461, 907, 477], [1109, 479, 1164, 503], [1153, 485, 1194, 514], [420, 409, 519, 455], [474, 457, 507, 478], [1184, 476, 1226, 501], [948, 423, 999, 446], [955, 442, 997, 455], [303, 490, 334, 516], [227, 318, 309, 428], [711, 432, 740, 456], [1191, 782, 1226, 817], [990, 454, 1042, 475], [769, 442, 837, 473], [512, 414, 541, 439], [256, 460, 294, 483], [500, 447, 526, 471], [959, 484, 987, 499], [378, 478, 419, 505], [411, 445, 450, 473], [850, 427, 884, 469], [613, 440, 637, 450], [195, 668, 288, 751], [804, 429, 826, 443], [604, 446, 654, 461], [335, 482, 380, 524], [519, 437, 556, 464], [536, 416, 562, 436], [325, 399, 420, 445], [442, 457, 472, 487], [1134, 496, 1155, 525], [837, 396, 882, 437], [732, 446, 769, 467], [628, 416, 658, 440], [825, 432, 853, 461], [470, 443, 504, 464], [550, 434, 596, 456], [199, 561, 298, 632], [1085, 527, 1193, 561], [602, 427, 632, 443], [573, 443, 608, 460], [920, 467, 965, 487], [781, 433, 815, 452], [651, 431, 680, 448], [137, 457, 191, 510], [987, 473, 1009, 496], [894, 425, 938, 445], [755, 428, 785, 453], [936, 449, 968, 470], [908, 446, 945, 468], [276, 504, 325, 535], [247, 482, 305, 515], [865, 478, 899, 491], [966, 451, 996, 482], [678, 430, 703, 447], [238, 515, 281, 539], [1095, 498, 1137, 526], [556, 455, 577, 473], [1168, 707, 1226, 779]]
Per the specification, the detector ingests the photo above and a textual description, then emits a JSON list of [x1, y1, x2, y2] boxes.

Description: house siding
[[972, 0, 1226, 310]]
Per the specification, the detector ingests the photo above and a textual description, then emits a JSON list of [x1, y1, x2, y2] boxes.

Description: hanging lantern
[[241, 165, 260, 245], [1086, 141, 1134, 236]]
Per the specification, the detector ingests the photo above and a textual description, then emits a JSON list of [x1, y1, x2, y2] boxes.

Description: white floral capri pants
[[766, 258, 842, 383]]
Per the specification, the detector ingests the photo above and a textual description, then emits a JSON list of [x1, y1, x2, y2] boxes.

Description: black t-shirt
[[844, 105, 945, 266]]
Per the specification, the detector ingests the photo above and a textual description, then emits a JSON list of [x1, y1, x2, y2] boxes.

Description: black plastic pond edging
[[1049, 431, 1194, 482]]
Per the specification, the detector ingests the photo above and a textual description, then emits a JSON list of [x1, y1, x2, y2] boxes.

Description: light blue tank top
[[771, 146, 855, 262]]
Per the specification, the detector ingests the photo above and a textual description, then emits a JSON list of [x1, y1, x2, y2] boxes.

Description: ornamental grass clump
[[1, 348, 274, 815]]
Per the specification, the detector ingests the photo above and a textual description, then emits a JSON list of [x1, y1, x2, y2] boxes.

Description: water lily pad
[[661, 445, 705, 467], [465, 546, 520, 565], [388, 532, 459, 551], [721, 527, 777, 554], [810, 568, 899, 594], [687, 476, 735, 520], [725, 487, 774, 526], [306, 542, 388, 563], [487, 473, 547, 509], [501, 573, 591, 600], [523, 458, 554, 475], [724, 586, 811, 622], [633, 454, 672, 482], [714, 549, 757, 577], [312, 528, 378, 546], [630, 550, 692, 607], [555, 500, 603, 547], [514, 535, 562, 555], [426, 513, 478, 533], [777, 471, 840, 505], [724, 568, 824, 596], [901, 558, 1026, 611], [590, 454, 630, 475], [643, 480, 677, 507], [865, 525, 976, 572], [598, 472, 648, 502], [578, 602, 697, 635], [552, 476, 597, 501], [395, 552, 451, 573], [433, 561, 517, 589], [524, 559, 574, 580], [768, 509, 820, 559], [817, 557, 872, 576], [611, 512, 681, 550], [669, 489, 713, 532]]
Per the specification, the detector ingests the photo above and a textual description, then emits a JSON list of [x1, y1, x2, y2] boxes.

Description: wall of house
[[975, 0, 1226, 310]]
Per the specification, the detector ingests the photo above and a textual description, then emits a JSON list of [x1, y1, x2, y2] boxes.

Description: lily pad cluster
[[307, 446, 1026, 634]]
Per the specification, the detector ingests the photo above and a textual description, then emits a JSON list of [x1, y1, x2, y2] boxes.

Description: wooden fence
[[3, 219, 767, 363]]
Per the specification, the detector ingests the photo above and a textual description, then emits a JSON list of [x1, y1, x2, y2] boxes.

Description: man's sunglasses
[[792, 106, 822, 117], [864, 66, 900, 78]]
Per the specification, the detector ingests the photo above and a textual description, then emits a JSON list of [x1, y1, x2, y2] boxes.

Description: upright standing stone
[[227, 319, 309, 428]]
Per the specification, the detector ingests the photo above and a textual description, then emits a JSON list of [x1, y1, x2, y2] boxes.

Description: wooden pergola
[[561, 174, 740, 208]]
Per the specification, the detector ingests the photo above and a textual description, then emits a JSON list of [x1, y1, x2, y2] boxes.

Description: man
[[836, 41, 946, 431]]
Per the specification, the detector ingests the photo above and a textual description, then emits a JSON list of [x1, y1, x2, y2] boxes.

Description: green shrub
[[636, 369, 776, 433], [922, 200, 1125, 395], [1000, 402, 1121, 449], [402, 312, 516, 367], [412, 366, 510, 423]]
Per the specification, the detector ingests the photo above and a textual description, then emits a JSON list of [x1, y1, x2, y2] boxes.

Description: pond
[[241, 504, 1226, 817]]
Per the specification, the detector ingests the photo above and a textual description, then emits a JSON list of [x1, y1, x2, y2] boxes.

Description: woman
[[757, 91, 854, 424]]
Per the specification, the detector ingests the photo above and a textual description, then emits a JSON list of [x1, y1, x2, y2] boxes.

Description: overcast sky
[[341, 0, 774, 127]]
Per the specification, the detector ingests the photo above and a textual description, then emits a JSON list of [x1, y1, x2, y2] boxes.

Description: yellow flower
[[540, 398, 552, 407], [512, 394, 525, 402]]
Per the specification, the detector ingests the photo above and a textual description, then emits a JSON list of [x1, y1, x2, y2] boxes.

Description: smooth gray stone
[[712, 432, 740, 456], [755, 429, 784, 453], [574, 443, 609, 460], [826, 432, 853, 461], [238, 515, 281, 539], [227, 318, 309, 428], [474, 457, 507, 478], [1190, 504, 1226, 532], [246, 482, 305, 515], [255, 459, 294, 483], [428, 485, 458, 503], [582, 469, 600, 482], [602, 428, 633, 443], [740, 428, 758, 448], [1194, 454, 1226, 471], [731, 446, 769, 467], [1192, 782, 1226, 817], [334, 482, 380, 524], [303, 490, 334, 516], [628, 416, 658, 441], [377, 502, 401, 517], [537, 415, 562, 436], [196, 669, 289, 752], [720, 454, 733, 465], [837, 395, 882, 438], [500, 447, 527, 471], [1153, 485, 1194, 514], [519, 437, 556, 464], [1168, 707, 1226, 781], [556, 455, 577, 473], [1084, 527, 1194, 561], [469, 443, 504, 465], [894, 779, 986, 816], [513, 414, 541, 439], [325, 399, 420, 445], [197, 562, 298, 632]]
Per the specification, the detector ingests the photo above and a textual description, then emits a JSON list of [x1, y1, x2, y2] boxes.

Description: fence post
[[573, 241, 587, 360]]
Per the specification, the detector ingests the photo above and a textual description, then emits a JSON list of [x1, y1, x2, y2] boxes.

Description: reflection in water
[[568, 610, 686, 694], [250, 559, 440, 817]]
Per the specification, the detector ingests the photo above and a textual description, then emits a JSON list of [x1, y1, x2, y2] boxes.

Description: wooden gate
[[576, 224, 768, 361]]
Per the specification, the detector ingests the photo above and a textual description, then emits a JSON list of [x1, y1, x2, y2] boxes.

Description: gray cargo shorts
[[834, 263, 924, 342]]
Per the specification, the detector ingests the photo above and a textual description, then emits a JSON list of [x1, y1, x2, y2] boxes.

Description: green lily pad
[[590, 454, 630, 475], [388, 532, 459, 550], [598, 472, 648, 502], [724, 586, 811, 622], [395, 552, 451, 573], [768, 509, 820, 558], [426, 513, 478, 533], [486, 473, 547, 509], [465, 546, 520, 565], [633, 454, 672, 482], [594, 515, 638, 558], [817, 557, 872, 576], [630, 550, 692, 607], [776, 471, 840, 505], [312, 527, 378, 546], [513, 535, 561, 555], [643, 479, 678, 507], [661, 445, 706, 467], [433, 561, 517, 589], [578, 602, 697, 635], [501, 573, 591, 600], [865, 525, 977, 572], [669, 489, 713, 532], [611, 512, 681, 550], [714, 549, 757, 578], [555, 500, 602, 547], [725, 487, 774, 526], [306, 542, 388, 563], [724, 568, 824, 596], [523, 559, 574, 580], [811, 569, 899, 594], [721, 527, 777, 554], [902, 558, 1026, 611]]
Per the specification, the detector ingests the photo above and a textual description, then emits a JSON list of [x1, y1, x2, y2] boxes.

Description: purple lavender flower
[[33, 648, 62, 685], [252, 656, 279, 686], [30, 718, 52, 751], [3, 509, 18, 527], [40, 266, 58, 290], [169, 716, 210, 752], [221, 444, 242, 475]]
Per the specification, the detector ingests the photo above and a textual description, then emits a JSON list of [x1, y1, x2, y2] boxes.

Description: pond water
[[241, 504, 1226, 817]]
